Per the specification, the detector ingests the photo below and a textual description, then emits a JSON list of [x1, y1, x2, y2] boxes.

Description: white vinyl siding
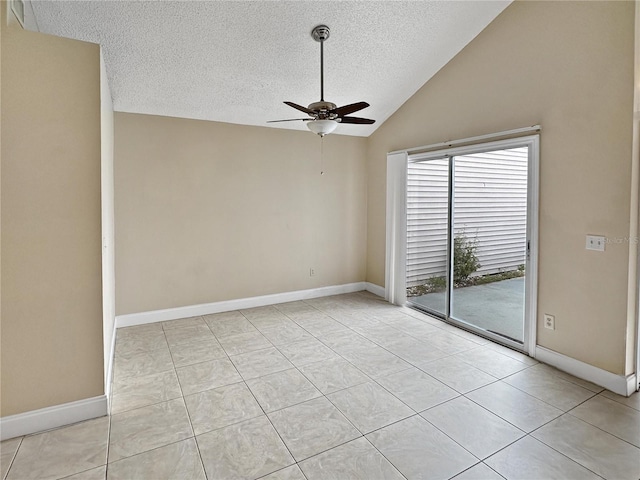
[[407, 148, 527, 287]]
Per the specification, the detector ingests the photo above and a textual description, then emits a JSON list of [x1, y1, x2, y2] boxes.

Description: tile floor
[[2, 291, 640, 480]]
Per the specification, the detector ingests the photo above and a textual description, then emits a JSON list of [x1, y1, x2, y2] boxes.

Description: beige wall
[[366, 1, 634, 375], [114, 113, 367, 315], [1, 6, 104, 415]]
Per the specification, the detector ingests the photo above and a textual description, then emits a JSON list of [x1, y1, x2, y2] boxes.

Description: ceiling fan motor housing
[[308, 101, 338, 119]]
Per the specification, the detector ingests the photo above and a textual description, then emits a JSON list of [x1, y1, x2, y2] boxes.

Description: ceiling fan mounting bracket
[[311, 25, 330, 43]]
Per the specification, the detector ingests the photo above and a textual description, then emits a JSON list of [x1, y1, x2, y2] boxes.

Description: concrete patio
[[410, 277, 525, 342]]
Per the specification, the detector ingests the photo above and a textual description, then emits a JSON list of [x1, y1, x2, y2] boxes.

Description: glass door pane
[[451, 147, 528, 342], [406, 158, 450, 317]]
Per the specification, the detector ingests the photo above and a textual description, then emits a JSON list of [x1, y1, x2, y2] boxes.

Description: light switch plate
[[586, 235, 605, 252]]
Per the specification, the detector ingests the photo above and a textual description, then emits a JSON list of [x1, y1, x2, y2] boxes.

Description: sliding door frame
[[386, 133, 539, 354]]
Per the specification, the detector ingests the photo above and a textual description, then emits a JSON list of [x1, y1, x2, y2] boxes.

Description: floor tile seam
[[452, 350, 533, 379], [244, 381, 324, 415], [110, 384, 187, 417], [294, 435, 410, 480], [267, 333, 374, 393], [499, 377, 598, 412], [452, 461, 507, 480], [254, 464, 309, 480], [153, 362, 198, 447], [244, 352, 368, 461], [189, 406, 264, 438], [229, 363, 292, 383], [455, 362, 530, 381], [508, 365, 601, 393], [324, 324, 416, 364], [181, 378, 248, 400], [242, 380, 299, 470], [113, 337, 172, 358], [163, 321, 207, 333], [483, 342, 539, 364], [531, 368, 605, 394], [482, 432, 606, 480], [425, 325, 491, 346], [354, 368, 430, 413], [289, 306, 479, 396], [223, 339, 282, 359], [526, 423, 611, 480], [458, 342, 535, 367], [273, 306, 329, 323], [212, 324, 268, 340], [322, 387, 416, 436], [172, 352, 233, 370], [166, 330, 224, 348], [170, 344, 232, 368], [114, 333, 170, 352], [357, 435, 410, 480], [563, 410, 640, 450], [411, 363, 502, 396], [339, 321, 487, 364], [459, 392, 530, 434], [116, 328, 166, 341], [2, 436, 24, 480], [415, 414, 491, 462], [360, 412, 427, 441], [598, 391, 640, 412], [403, 308, 532, 360], [285, 432, 365, 464], [362, 411, 488, 478], [258, 341, 378, 415], [161, 315, 206, 331], [107, 433, 197, 466]]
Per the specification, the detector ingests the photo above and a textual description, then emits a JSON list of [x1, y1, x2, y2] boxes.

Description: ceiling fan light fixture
[[306, 119, 338, 137]]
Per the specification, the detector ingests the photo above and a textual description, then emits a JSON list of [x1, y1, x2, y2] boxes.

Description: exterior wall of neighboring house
[[407, 148, 528, 286]]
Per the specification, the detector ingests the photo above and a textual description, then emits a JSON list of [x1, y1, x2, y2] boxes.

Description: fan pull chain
[[320, 136, 324, 175]]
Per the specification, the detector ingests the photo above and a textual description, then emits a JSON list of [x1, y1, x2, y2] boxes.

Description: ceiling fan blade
[[284, 101, 316, 115], [332, 101, 370, 117], [339, 116, 375, 125], [267, 118, 311, 123]]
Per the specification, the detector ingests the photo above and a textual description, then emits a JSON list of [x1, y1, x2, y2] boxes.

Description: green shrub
[[453, 232, 481, 283]]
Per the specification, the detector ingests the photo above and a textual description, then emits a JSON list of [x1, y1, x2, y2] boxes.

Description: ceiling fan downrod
[[311, 25, 330, 102]]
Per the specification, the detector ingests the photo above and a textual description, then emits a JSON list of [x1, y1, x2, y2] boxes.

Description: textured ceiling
[[27, 1, 510, 137]]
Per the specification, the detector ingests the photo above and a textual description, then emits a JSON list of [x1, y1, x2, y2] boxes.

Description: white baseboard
[[535, 346, 637, 396], [0, 395, 108, 441], [365, 282, 385, 298], [116, 282, 368, 328]]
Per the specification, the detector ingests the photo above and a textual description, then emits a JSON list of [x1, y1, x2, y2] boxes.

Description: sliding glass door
[[406, 138, 537, 350]]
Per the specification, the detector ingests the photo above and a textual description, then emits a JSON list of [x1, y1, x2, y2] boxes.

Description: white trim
[[116, 282, 367, 328], [104, 327, 116, 412], [385, 151, 408, 305], [635, 0, 640, 394], [535, 346, 637, 396], [389, 125, 541, 156], [524, 136, 540, 355], [365, 282, 385, 298], [0, 395, 108, 441]]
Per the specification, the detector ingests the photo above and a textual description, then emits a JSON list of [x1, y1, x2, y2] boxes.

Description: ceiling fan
[[268, 25, 375, 137]]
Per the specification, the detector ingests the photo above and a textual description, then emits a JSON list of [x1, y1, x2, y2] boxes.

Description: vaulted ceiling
[[27, 1, 510, 137]]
